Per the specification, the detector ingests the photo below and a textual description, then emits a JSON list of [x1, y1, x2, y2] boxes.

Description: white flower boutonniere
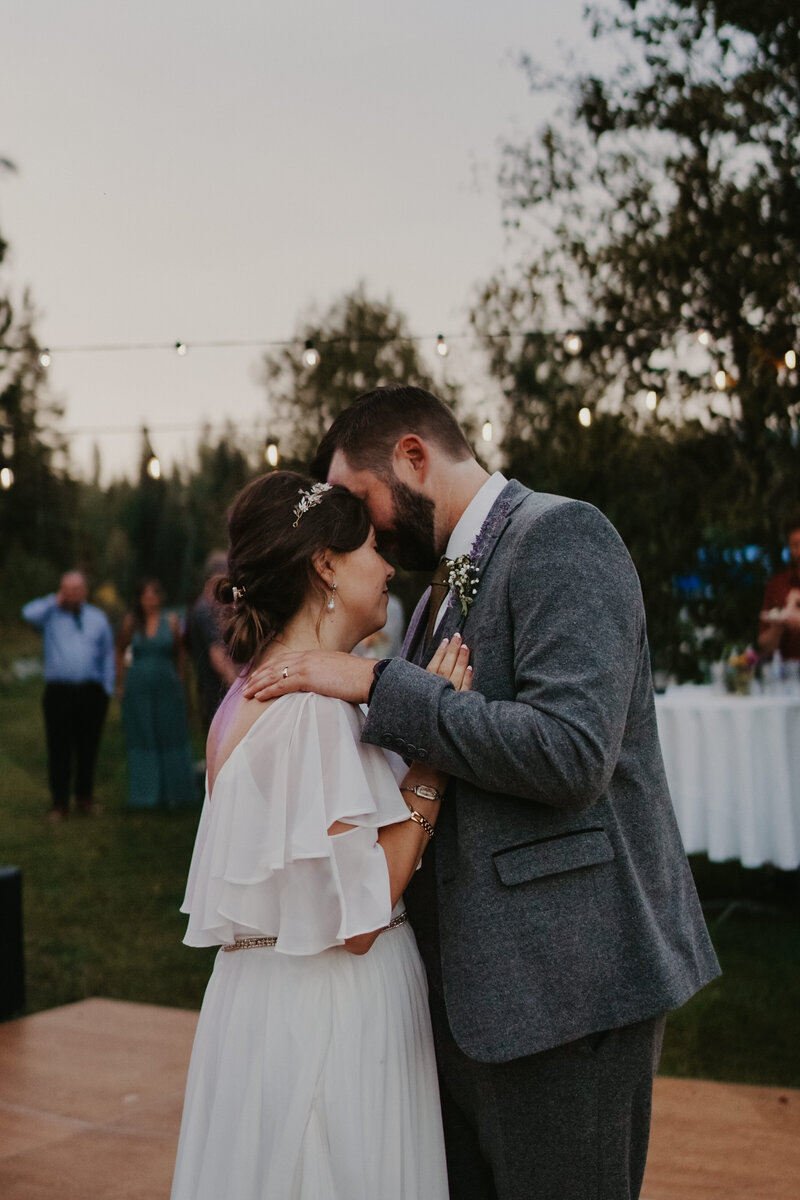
[[445, 554, 480, 618]]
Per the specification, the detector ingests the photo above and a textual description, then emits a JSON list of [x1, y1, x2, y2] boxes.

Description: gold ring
[[282, 666, 289, 679]]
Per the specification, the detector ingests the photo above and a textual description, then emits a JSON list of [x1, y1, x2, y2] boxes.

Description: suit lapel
[[402, 589, 431, 665], [408, 480, 531, 667], [469, 479, 529, 579]]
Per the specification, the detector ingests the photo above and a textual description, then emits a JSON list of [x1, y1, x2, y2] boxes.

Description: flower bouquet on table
[[724, 646, 759, 695]]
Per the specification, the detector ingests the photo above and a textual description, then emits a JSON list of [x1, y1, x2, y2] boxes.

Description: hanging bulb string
[[1, 325, 796, 363], [4, 332, 475, 356], [2, 323, 794, 458]]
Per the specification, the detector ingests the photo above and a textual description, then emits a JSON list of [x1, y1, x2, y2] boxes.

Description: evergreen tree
[[0, 180, 78, 616]]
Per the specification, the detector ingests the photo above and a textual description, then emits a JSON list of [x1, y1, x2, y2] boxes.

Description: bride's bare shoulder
[[207, 682, 277, 792]]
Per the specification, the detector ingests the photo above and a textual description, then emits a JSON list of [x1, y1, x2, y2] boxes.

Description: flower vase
[[726, 665, 753, 696]]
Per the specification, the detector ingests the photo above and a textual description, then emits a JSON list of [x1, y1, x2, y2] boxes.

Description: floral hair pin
[[292, 481, 333, 527]]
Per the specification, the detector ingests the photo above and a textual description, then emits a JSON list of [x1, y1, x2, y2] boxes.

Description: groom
[[246, 385, 720, 1199]]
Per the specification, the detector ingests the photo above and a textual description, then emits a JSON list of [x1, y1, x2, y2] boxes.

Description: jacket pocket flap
[[493, 829, 614, 887]]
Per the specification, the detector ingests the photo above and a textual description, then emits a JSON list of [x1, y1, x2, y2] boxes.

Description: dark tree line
[[1, 157, 78, 616]]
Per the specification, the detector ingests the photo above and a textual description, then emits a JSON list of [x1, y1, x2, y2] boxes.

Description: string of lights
[[4, 324, 793, 368], [0, 330, 462, 364], [0, 324, 796, 385], [0, 326, 797, 490]]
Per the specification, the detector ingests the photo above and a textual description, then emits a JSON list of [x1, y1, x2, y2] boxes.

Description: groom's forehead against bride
[[327, 454, 395, 524], [325, 449, 370, 493]]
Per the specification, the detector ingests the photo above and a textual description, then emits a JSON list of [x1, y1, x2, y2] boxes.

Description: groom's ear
[[393, 434, 430, 481]]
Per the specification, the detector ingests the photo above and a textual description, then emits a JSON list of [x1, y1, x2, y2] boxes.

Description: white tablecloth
[[655, 686, 800, 870]]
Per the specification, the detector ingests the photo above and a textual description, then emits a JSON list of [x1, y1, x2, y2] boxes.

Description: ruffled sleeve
[[181, 693, 410, 954]]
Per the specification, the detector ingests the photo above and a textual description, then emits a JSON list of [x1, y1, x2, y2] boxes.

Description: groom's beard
[[386, 479, 439, 572]]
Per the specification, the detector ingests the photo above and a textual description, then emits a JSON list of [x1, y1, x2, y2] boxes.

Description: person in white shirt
[[22, 571, 115, 820]]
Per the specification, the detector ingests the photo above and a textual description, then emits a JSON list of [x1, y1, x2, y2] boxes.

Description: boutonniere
[[445, 554, 480, 617]]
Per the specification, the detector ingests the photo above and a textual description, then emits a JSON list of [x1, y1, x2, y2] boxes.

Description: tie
[[425, 558, 451, 647]]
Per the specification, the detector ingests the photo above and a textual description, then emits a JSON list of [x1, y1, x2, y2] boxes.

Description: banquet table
[[655, 685, 800, 870]]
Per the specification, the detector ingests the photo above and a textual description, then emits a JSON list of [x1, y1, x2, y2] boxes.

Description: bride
[[170, 471, 470, 1200]]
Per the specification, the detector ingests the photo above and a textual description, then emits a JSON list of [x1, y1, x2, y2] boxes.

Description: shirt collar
[[445, 472, 508, 561]]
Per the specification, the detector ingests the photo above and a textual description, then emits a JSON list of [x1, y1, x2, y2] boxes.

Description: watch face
[[415, 785, 438, 801]]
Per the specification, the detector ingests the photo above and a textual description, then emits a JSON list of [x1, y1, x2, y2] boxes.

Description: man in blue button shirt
[[22, 571, 115, 820]]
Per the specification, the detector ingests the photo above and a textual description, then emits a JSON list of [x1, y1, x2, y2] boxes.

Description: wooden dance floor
[[0, 998, 797, 1199]]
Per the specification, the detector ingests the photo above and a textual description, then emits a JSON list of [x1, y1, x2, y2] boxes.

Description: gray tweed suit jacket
[[362, 481, 720, 1064]]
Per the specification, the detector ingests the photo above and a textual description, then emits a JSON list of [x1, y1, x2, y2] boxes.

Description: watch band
[[368, 657, 392, 704]]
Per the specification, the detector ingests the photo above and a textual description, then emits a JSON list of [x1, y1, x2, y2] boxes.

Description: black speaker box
[[0, 866, 25, 1019]]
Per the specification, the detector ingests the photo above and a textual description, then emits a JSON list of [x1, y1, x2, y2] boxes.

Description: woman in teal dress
[[117, 579, 197, 809]]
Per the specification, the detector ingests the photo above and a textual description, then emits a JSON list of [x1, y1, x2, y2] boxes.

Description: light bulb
[[645, 390, 658, 411], [0, 466, 13, 489], [146, 455, 161, 480], [564, 332, 583, 356], [785, 349, 797, 370], [436, 334, 449, 358], [38, 349, 51, 368], [714, 369, 728, 391], [265, 440, 279, 468], [697, 330, 711, 347], [481, 419, 493, 442], [302, 339, 320, 368], [175, 342, 188, 356], [578, 407, 592, 427]]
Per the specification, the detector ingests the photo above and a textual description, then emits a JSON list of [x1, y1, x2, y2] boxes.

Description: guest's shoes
[[76, 798, 102, 816]]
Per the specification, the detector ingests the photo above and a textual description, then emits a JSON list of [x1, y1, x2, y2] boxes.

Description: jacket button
[[416, 748, 428, 761], [380, 734, 393, 747], [406, 743, 417, 756]]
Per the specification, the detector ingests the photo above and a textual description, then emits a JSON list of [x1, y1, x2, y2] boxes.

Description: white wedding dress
[[170, 692, 448, 1200]]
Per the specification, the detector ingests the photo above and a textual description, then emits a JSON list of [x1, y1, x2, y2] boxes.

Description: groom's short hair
[[312, 385, 473, 481]]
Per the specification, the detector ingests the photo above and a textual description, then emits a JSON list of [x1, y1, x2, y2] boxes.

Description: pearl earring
[[327, 582, 337, 611]]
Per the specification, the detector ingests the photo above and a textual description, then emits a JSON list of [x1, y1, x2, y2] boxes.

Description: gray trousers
[[429, 986, 665, 1200]]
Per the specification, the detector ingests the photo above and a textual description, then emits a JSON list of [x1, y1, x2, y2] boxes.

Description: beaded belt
[[221, 910, 408, 952]]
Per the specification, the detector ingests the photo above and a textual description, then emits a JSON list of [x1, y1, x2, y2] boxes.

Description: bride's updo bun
[[212, 470, 372, 664]]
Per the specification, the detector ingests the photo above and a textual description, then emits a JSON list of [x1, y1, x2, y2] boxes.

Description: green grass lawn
[[0, 627, 216, 1013], [1, 625, 798, 1086], [658, 860, 799, 1084]]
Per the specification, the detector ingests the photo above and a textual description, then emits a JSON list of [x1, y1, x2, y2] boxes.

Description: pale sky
[[2, 0, 603, 480]]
